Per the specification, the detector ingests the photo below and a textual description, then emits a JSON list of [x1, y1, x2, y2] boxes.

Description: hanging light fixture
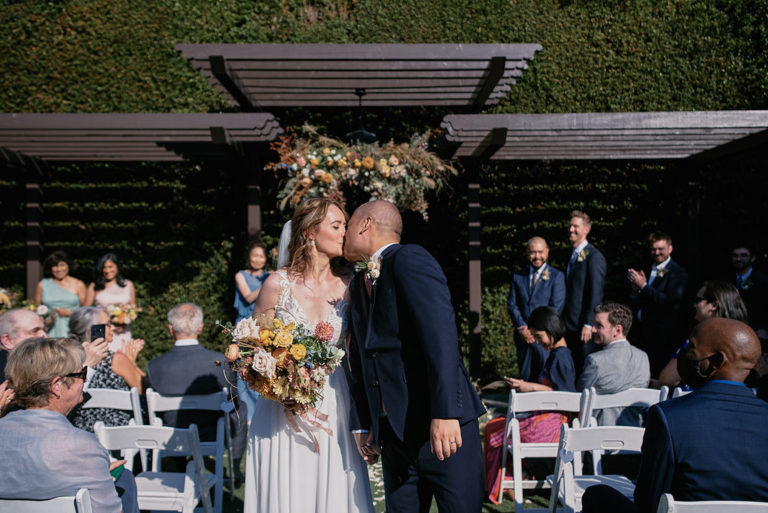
[[345, 88, 377, 144]]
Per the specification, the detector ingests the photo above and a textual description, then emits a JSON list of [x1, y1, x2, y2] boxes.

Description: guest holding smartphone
[[67, 306, 146, 433]]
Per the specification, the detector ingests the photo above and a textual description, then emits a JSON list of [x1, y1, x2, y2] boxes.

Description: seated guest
[[0, 337, 138, 513], [582, 318, 768, 513], [484, 306, 576, 503], [146, 303, 246, 475], [68, 306, 146, 432], [578, 302, 651, 426], [656, 280, 747, 389], [0, 308, 47, 381]]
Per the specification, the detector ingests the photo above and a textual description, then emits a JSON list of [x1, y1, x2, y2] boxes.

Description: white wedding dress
[[243, 270, 375, 513]]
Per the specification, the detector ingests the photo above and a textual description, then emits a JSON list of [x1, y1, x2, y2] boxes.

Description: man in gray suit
[[578, 302, 651, 426]]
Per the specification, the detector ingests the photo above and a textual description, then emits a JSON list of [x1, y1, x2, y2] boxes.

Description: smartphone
[[90, 323, 106, 341]]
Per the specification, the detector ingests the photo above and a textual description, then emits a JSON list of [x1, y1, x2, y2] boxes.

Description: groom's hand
[[353, 430, 380, 465], [431, 418, 461, 461]]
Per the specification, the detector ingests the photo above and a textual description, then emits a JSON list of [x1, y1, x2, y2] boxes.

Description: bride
[[243, 198, 375, 513]]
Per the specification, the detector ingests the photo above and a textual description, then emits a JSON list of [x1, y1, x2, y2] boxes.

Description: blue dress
[[234, 270, 269, 323]]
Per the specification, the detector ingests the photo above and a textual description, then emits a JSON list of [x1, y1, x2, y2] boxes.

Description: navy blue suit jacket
[[634, 381, 768, 512], [507, 264, 566, 327], [347, 244, 485, 445], [146, 343, 237, 441], [563, 243, 607, 332], [630, 259, 688, 351]]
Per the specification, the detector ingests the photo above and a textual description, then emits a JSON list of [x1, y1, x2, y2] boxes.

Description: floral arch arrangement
[[266, 124, 458, 220]]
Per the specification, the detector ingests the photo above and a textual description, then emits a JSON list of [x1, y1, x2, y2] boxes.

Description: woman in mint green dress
[[33, 251, 85, 337]]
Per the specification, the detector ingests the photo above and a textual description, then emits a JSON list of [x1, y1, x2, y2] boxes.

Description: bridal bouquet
[[106, 303, 140, 325], [224, 315, 345, 410]]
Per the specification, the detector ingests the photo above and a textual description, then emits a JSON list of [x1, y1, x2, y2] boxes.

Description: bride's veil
[[276, 220, 292, 269]]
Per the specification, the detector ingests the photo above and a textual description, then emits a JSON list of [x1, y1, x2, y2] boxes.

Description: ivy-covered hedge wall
[[1, 0, 767, 379]]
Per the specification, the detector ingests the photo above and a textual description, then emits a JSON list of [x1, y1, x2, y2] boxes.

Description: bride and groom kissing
[[244, 198, 485, 513]]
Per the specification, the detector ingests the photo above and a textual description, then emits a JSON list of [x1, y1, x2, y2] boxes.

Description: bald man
[[344, 200, 486, 513], [507, 237, 566, 381], [583, 318, 768, 512], [0, 308, 47, 382]]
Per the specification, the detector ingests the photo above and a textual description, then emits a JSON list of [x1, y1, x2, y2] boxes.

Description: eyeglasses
[[64, 366, 88, 380]]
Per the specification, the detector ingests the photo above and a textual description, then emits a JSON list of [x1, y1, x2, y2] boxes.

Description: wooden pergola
[[441, 111, 768, 373], [0, 113, 283, 294], [176, 43, 542, 109]]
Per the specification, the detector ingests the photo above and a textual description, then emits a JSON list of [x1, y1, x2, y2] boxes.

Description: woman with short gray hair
[[0, 337, 137, 512]]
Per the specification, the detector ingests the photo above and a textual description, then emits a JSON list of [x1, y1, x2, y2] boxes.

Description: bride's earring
[[310, 239, 315, 247]]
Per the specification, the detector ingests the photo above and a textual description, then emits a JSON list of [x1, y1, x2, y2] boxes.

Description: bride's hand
[[353, 430, 379, 465], [282, 400, 303, 415]]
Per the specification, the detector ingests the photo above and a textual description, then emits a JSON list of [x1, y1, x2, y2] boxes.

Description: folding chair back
[[671, 387, 692, 398], [93, 421, 214, 513], [657, 493, 768, 512], [548, 424, 645, 513], [81, 387, 146, 470], [0, 488, 92, 513], [500, 389, 589, 511], [146, 387, 233, 513], [583, 386, 668, 473]]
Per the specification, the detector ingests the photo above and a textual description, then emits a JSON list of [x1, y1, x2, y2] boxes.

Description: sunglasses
[[64, 366, 88, 380], [694, 296, 707, 303]]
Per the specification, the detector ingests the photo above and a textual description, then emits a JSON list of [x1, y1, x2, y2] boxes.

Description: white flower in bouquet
[[252, 347, 277, 379], [232, 317, 260, 343], [36, 305, 49, 316], [311, 366, 327, 381]]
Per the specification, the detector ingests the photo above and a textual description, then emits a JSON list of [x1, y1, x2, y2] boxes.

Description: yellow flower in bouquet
[[290, 343, 307, 360], [274, 330, 294, 347], [362, 156, 375, 169], [321, 172, 334, 184]]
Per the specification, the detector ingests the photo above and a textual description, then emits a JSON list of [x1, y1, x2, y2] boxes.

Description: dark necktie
[[364, 274, 373, 298]]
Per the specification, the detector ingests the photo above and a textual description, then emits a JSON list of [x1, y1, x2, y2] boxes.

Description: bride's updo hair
[[288, 198, 349, 277]]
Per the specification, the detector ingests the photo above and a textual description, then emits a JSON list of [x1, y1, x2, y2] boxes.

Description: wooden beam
[[25, 163, 44, 300], [210, 56, 258, 112], [473, 56, 506, 110]]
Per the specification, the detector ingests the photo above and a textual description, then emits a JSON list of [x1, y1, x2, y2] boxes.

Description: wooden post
[[468, 175, 482, 377], [25, 163, 43, 300]]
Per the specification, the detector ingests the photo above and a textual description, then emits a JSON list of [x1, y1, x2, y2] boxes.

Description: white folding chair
[[582, 386, 668, 473], [657, 493, 768, 512], [671, 387, 692, 398], [499, 389, 589, 511], [146, 387, 234, 513], [0, 488, 92, 513], [80, 387, 146, 471], [547, 424, 645, 513], [93, 421, 214, 513]]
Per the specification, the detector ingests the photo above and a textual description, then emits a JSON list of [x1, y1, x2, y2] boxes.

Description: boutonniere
[[541, 268, 551, 281], [656, 267, 668, 278], [355, 255, 381, 285], [576, 249, 589, 263]]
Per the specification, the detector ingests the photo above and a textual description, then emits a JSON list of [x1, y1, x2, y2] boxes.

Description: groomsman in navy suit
[[730, 244, 768, 333], [627, 231, 688, 377], [582, 318, 768, 513], [507, 236, 566, 381], [344, 200, 485, 513], [562, 210, 607, 372]]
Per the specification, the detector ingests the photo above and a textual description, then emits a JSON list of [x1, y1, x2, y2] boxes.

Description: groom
[[343, 200, 485, 513]]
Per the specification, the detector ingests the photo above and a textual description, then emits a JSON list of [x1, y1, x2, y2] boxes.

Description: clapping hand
[[627, 268, 647, 289], [82, 337, 109, 368], [118, 338, 144, 363], [0, 380, 14, 417]]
